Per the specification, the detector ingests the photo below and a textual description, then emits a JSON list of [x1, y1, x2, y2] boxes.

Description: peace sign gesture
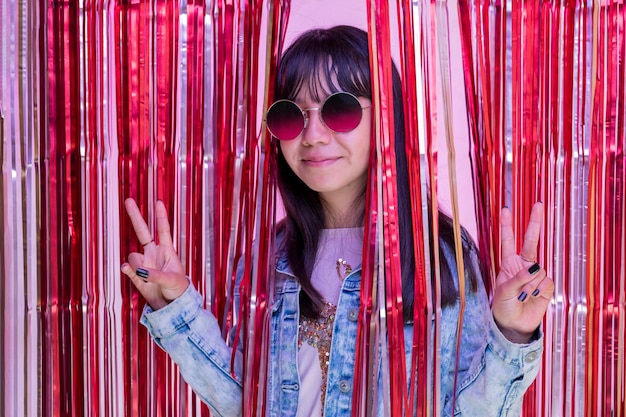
[[120, 198, 189, 310], [492, 202, 554, 343]]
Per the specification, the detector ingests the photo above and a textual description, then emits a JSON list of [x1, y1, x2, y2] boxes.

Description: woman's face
[[278, 86, 372, 212]]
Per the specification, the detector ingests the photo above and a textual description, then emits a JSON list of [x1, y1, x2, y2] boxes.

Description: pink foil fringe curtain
[[457, 1, 625, 416], [1, 1, 625, 417]]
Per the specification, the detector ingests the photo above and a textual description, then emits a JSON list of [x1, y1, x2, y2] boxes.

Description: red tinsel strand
[[228, 0, 258, 392], [238, 3, 289, 416], [420, 1, 442, 414], [185, 0, 207, 321], [514, 0, 542, 232], [373, 1, 409, 414], [214, 0, 237, 332], [589, 4, 626, 415], [154, 0, 178, 212], [457, 0, 498, 290], [230, 0, 261, 379], [152, 2, 180, 410], [351, 139, 378, 416], [82, 2, 102, 415], [588, 4, 607, 414], [244, 145, 276, 417], [351, 7, 380, 409], [433, 4, 468, 413], [44, 3, 86, 416], [353, 7, 378, 416], [395, 0, 429, 415], [112, 2, 155, 415], [369, 1, 409, 414], [476, 0, 503, 290], [606, 9, 626, 414], [585, 7, 599, 415], [180, 3, 208, 414], [550, 1, 577, 415], [613, 13, 626, 416], [228, 0, 262, 350], [492, 1, 506, 281], [512, 2, 545, 412]]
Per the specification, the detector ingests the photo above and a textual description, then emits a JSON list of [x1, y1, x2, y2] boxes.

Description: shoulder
[[233, 228, 290, 286], [436, 215, 485, 302], [437, 213, 479, 256]]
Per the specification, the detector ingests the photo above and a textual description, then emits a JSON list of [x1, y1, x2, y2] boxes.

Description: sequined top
[[298, 302, 337, 407]]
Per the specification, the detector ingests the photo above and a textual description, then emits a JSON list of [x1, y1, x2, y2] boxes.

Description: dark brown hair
[[274, 26, 480, 321]]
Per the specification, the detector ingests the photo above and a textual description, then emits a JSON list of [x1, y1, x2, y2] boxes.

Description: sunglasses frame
[[265, 91, 371, 141]]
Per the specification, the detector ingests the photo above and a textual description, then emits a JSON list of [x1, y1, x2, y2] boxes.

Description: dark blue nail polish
[[532, 289, 540, 297], [518, 291, 528, 302], [136, 268, 149, 280], [528, 263, 540, 274]]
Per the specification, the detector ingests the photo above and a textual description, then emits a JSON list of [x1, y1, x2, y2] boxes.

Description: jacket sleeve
[[140, 283, 243, 417], [439, 246, 543, 417]]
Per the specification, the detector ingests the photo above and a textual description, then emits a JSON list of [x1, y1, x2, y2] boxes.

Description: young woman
[[121, 25, 553, 416]]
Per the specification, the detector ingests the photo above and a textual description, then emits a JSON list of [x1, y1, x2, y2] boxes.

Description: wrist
[[494, 318, 539, 344], [148, 299, 169, 311]]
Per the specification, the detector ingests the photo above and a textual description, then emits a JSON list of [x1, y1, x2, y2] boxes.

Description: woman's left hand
[[492, 202, 555, 344]]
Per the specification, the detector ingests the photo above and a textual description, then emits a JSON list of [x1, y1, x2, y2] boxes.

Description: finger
[[125, 198, 154, 246], [156, 200, 174, 248], [127, 252, 145, 269], [520, 202, 544, 262], [125, 265, 179, 288], [122, 262, 157, 285], [516, 264, 548, 301], [500, 207, 517, 259], [527, 275, 555, 300], [498, 262, 546, 298], [121, 262, 148, 289]]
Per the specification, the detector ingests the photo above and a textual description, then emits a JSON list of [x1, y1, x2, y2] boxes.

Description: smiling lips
[[302, 156, 341, 167]]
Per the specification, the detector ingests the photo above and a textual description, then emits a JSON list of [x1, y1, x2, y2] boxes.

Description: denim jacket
[[141, 243, 543, 417]]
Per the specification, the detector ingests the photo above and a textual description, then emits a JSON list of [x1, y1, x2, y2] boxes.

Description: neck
[[321, 192, 364, 229]]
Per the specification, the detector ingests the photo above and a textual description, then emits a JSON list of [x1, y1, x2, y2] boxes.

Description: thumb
[[121, 262, 150, 288]]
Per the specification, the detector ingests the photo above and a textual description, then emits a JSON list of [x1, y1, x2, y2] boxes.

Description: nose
[[301, 108, 330, 146]]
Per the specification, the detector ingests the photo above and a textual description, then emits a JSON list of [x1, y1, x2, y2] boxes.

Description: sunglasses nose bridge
[[301, 107, 321, 131]]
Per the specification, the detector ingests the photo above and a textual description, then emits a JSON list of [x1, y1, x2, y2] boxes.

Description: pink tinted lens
[[266, 100, 304, 140], [322, 92, 363, 132]]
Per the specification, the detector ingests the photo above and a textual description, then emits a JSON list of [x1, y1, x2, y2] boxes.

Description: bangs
[[275, 28, 371, 102]]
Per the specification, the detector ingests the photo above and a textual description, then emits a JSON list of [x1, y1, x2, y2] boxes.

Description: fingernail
[[532, 289, 540, 297], [528, 263, 540, 274], [518, 291, 528, 302], [136, 268, 149, 280]]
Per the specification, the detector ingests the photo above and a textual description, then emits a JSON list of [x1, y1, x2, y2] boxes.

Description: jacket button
[[338, 380, 351, 393], [525, 351, 539, 362], [347, 309, 358, 322]]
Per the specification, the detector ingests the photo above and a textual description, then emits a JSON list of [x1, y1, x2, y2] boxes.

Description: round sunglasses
[[265, 91, 371, 141]]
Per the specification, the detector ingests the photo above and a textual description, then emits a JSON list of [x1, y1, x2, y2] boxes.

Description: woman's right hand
[[121, 198, 189, 310]]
